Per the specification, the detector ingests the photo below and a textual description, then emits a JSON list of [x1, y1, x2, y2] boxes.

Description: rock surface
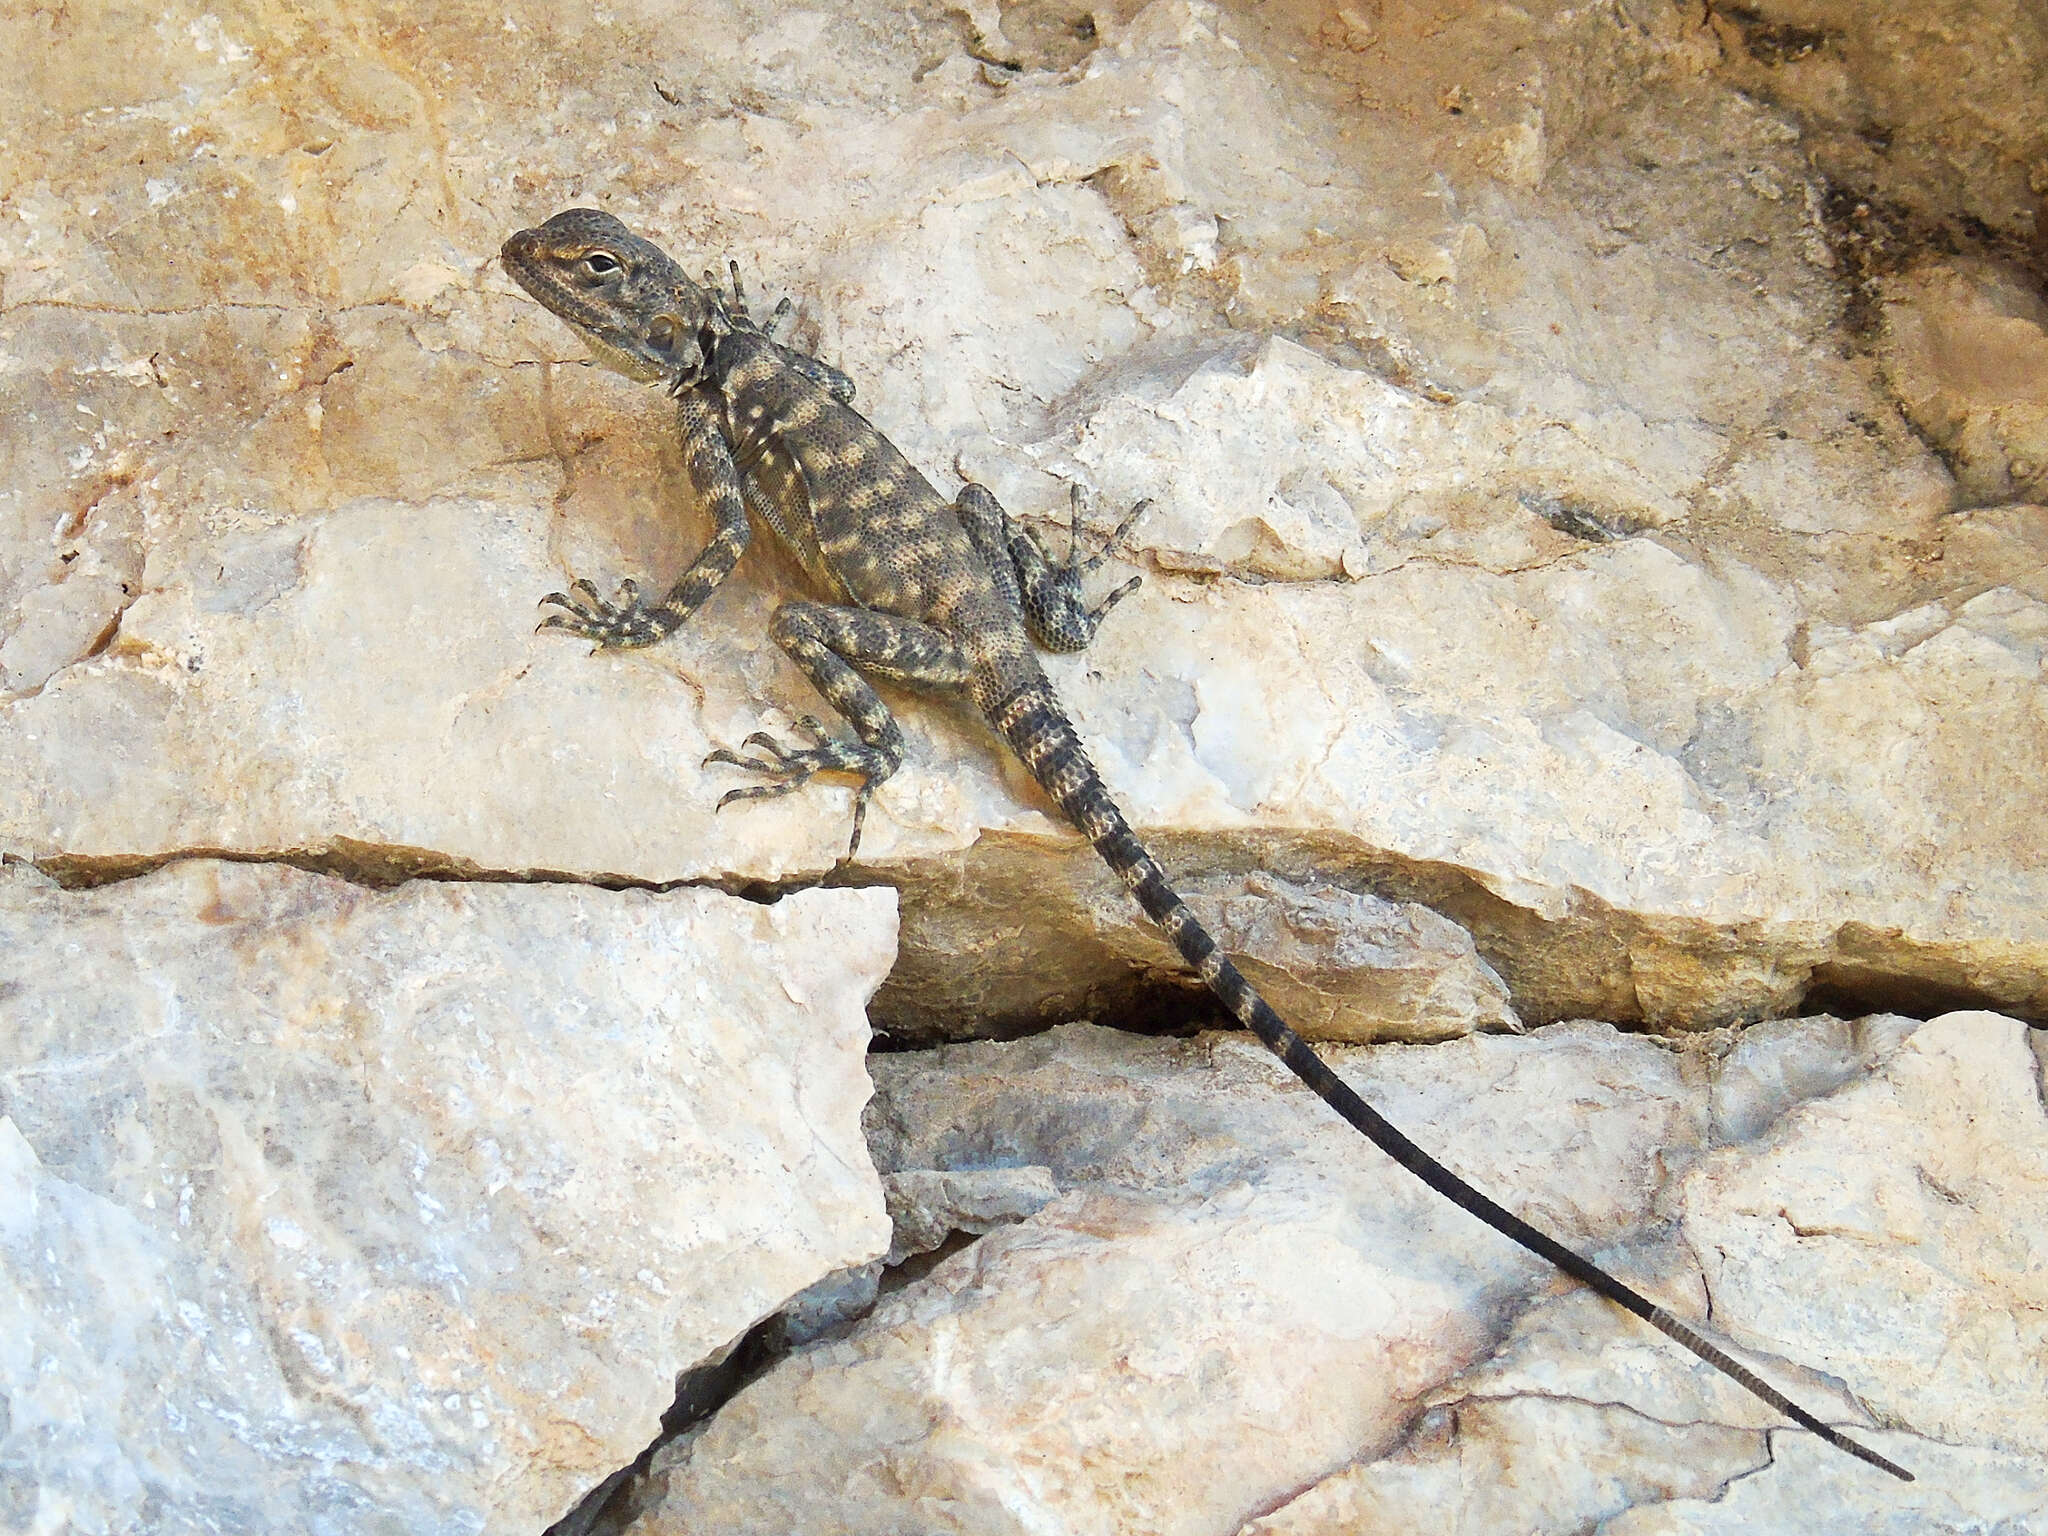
[[0, 861, 894, 1533], [1697, 0, 2045, 246], [619, 1013, 2045, 1535], [1881, 260, 2048, 507], [2, 0, 2044, 1036], [3, 0, 2042, 1529], [1248, 1011, 2048, 1535]]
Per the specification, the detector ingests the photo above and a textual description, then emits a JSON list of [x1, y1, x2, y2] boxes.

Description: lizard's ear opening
[[646, 313, 704, 385]]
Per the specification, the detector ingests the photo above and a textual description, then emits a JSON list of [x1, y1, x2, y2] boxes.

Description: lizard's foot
[[705, 257, 853, 402], [1064, 485, 1150, 621], [1015, 487, 1151, 651], [537, 577, 679, 650], [704, 716, 892, 861]]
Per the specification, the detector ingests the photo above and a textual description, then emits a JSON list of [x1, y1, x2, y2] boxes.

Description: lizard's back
[[717, 331, 1017, 648]]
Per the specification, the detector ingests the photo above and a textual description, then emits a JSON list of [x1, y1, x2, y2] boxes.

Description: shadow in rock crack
[[1799, 967, 2032, 1026], [540, 1262, 888, 1536], [540, 1318, 784, 1536], [30, 838, 777, 902]]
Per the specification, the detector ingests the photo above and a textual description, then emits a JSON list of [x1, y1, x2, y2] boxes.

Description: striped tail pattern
[[986, 675, 1911, 1483]]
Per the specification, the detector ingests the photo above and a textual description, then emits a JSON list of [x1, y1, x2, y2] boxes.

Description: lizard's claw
[[703, 719, 889, 863], [536, 577, 678, 650], [1077, 493, 1151, 575], [740, 731, 793, 764], [1066, 490, 1149, 625]]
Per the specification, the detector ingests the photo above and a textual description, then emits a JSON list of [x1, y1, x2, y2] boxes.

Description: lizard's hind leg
[[706, 603, 971, 860], [954, 482, 1148, 653]]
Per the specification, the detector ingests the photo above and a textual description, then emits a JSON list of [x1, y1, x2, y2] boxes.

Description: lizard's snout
[[500, 228, 541, 267]]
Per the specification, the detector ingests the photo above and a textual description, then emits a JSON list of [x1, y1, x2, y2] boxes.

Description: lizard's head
[[501, 208, 713, 385]]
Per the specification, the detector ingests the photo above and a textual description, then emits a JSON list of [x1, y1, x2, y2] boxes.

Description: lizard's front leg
[[539, 387, 751, 648], [954, 482, 1148, 653], [707, 603, 971, 860], [704, 258, 858, 406]]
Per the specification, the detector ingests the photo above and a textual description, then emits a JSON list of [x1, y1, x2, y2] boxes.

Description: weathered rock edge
[[618, 1013, 2045, 1535], [0, 860, 896, 1533]]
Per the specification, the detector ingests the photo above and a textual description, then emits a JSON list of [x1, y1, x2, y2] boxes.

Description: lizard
[[500, 207, 1912, 1483]]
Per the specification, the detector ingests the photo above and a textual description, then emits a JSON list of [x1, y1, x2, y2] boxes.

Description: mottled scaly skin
[[500, 209, 1909, 1484]]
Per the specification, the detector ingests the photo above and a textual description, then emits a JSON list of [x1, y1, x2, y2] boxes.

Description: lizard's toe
[[704, 727, 895, 847], [1087, 573, 1142, 623], [715, 778, 807, 811], [740, 731, 795, 762]]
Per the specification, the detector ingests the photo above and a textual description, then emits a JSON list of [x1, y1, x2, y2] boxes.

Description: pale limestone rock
[[4, 0, 2038, 1528], [2, 0, 2044, 1041], [882, 1165, 1060, 1265], [625, 1014, 2038, 1534], [1881, 261, 2048, 505], [1248, 1013, 2048, 1535], [1245, 1349, 2048, 1536], [643, 1185, 1483, 1535], [1705, 1012, 1918, 1143], [1242, 1395, 1766, 1536], [1085, 871, 1521, 1042], [1680, 1014, 2048, 1460], [627, 1021, 1716, 1533], [0, 861, 894, 1532]]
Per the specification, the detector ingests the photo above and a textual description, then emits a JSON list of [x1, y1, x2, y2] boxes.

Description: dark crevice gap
[[1798, 966, 2032, 1027], [30, 840, 940, 911], [27, 841, 2043, 1036], [868, 976, 1213, 1053], [868, 940, 2041, 1071], [875, 1226, 984, 1294], [541, 1315, 788, 1536], [30, 841, 781, 903]]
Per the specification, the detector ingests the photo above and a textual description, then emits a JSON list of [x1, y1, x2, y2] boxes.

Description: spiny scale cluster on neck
[[501, 207, 1913, 1485]]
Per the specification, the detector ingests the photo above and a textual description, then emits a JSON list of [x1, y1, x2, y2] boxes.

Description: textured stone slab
[[622, 1013, 2042, 1535], [1882, 260, 2048, 507], [628, 1021, 1715, 1533], [1247, 1013, 2048, 1535], [0, 862, 894, 1532], [1698, 0, 2045, 244], [3, 0, 2045, 1039]]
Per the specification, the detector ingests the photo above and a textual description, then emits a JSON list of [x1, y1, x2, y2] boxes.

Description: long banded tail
[[987, 677, 1910, 1483]]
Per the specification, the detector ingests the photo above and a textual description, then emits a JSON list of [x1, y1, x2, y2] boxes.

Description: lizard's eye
[[582, 252, 621, 276]]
